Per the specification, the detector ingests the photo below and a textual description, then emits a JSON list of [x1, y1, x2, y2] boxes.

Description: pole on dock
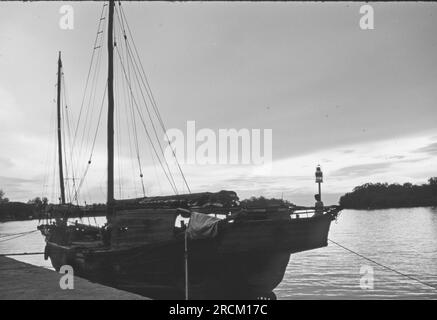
[[184, 229, 189, 300]]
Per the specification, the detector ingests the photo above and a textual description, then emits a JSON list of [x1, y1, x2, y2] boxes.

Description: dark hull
[[44, 213, 335, 299]]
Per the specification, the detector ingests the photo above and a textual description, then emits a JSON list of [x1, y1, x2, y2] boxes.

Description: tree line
[[240, 196, 294, 208], [0, 191, 48, 221], [339, 177, 437, 209], [0, 190, 296, 221], [0, 191, 106, 221]]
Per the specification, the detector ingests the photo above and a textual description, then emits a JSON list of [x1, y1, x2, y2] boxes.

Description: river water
[[1, 208, 437, 299]]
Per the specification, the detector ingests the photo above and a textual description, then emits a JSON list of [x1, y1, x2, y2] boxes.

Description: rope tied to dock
[[0, 252, 44, 257], [0, 230, 38, 243], [0, 230, 44, 256], [0, 230, 37, 238], [328, 238, 437, 291]]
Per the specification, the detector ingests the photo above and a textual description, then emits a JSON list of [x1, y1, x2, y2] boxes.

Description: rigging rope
[[41, 84, 57, 202], [47, 1, 192, 205], [60, 80, 72, 202], [120, 61, 141, 197], [78, 32, 105, 176], [62, 72, 79, 205], [73, 5, 108, 204], [116, 2, 142, 196], [122, 44, 181, 193], [114, 44, 179, 194], [0, 252, 44, 257], [51, 110, 59, 202], [74, 84, 108, 202], [72, 2, 108, 153], [116, 3, 191, 194], [328, 238, 437, 291], [119, 21, 146, 197]]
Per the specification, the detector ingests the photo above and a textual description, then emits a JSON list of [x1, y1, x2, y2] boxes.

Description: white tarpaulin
[[186, 212, 220, 240]]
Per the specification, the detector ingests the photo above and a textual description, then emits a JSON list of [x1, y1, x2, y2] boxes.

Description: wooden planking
[[111, 208, 178, 248], [218, 215, 331, 253]]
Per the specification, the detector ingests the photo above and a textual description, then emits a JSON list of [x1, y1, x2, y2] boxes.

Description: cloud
[[0, 176, 39, 199], [0, 176, 35, 184], [413, 142, 437, 155], [388, 155, 405, 160], [398, 157, 428, 164], [331, 162, 392, 177], [0, 157, 14, 168]]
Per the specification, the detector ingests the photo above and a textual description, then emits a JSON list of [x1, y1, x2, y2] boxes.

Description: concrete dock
[[0, 256, 148, 300]]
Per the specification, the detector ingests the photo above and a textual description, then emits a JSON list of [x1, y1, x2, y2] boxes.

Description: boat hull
[[44, 213, 335, 299]]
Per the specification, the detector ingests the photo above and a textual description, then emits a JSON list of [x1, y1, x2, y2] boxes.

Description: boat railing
[[289, 205, 341, 219]]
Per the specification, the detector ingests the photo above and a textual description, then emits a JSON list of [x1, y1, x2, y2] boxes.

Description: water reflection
[[276, 208, 437, 299]]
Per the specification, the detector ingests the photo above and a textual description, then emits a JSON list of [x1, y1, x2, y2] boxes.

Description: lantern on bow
[[315, 165, 323, 183], [315, 165, 323, 199]]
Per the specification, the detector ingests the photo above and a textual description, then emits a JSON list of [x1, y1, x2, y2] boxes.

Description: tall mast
[[107, 0, 115, 219], [57, 51, 66, 205]]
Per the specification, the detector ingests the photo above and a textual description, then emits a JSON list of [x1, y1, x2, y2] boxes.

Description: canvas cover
[[186, 212, 221, 240]]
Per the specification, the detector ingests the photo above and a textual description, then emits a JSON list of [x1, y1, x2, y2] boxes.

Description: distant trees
[[0, 192, 49, 221], [0, 190, 107, 221], [0, 200, 33, 221], [27, 196, 48, 212], [339, 177, 437, 209], [0, 189, 9, 203], [429, 177, 437, 186], [241, 196, 294, 208]]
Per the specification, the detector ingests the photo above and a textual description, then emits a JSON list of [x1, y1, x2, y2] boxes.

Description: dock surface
[[0, 256, 148, 300]]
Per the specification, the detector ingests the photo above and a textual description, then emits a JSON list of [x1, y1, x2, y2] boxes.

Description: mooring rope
[[0, 252, 44, 257], [328, 238, 437, 291], [0, 230, 39, 243], [0, 231, 44, 256], [0, 230, 38, 239]]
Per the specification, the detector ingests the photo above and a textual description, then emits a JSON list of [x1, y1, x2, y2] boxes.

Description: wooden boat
[[38, 0, 342, 300], [41, 200, 340, 299]]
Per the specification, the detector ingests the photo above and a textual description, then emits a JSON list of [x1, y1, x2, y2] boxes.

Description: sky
[[0, 1, 436, 206]]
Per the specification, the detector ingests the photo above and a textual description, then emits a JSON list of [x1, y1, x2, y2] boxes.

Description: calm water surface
[[1, 208, 437, 299]]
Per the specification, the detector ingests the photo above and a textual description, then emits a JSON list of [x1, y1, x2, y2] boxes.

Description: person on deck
[[314, 194, 324, 216]]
